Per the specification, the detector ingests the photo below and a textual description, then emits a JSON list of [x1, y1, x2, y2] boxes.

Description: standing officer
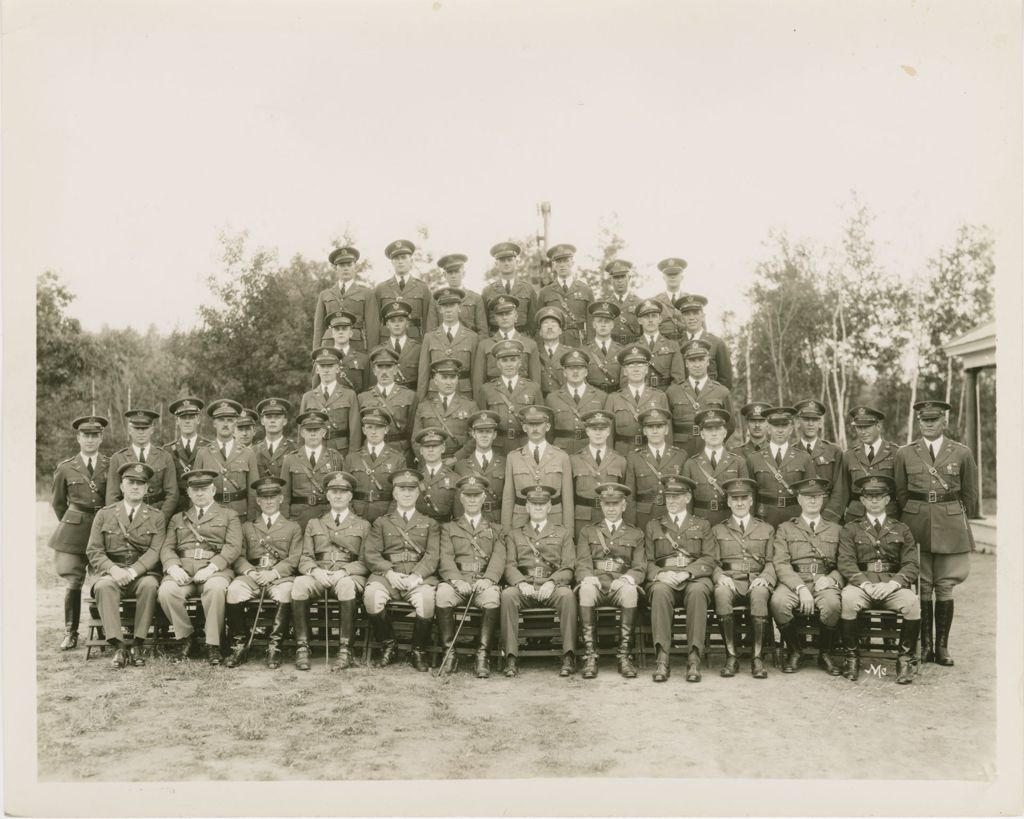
[[770, 478, 844, 675], [827, 405, 900, 524], [376, 299, 422, 391], [292, 470, 370, 671], [711, 477, 775, 679], [605, 345, 670, 457], [570, 410, 628, 539], [838, 475, 920, 683], [575, 482, 646, 679], [547, 349, 607, 454], [223, 476, 302, 669], [634, 300, 686, 388], [624, 408, 687, 531], [479, 339, 544, 456], [582, 301, 624, 393], [427, 254, 489, 335], [792, 399, 843, 519], [106, 408, 178, 523], [500, 485, 578, 678], [731, 401, 772, 457], [602, 260, 641, 345], [746, 407, 816, 528], [895, 399, 977, 667], [652, 257, 689, 340], [279, 409, 346, 529], [413, 428, 459, 523], [535, 306, 572, 395], [301, 346, 362, 457], [194, 399, 260, 523], [472, 294, 542, 402], [482, 241, 537, 336], [676, 294, 734, 389], [325, 310, 371, 394], [86, 462, 166, 668], [345, 407, 406, 523], [164, 397, 209, 513], [313, 246, 379, 352], [411, 359, 478, 460], [234, 408, 259, 448], [645, 475, 717, 683], [359, 346, 418, 459], [501, 405, 575, 530], [253, 398, 296, 479], [666, 339, 735, 456], [373, 239, 431, 346], [436, 476, 507, 677], [158, 469, 243, 665], [537, 243, 592, 348], [50, 414, 110, 650], [683, 408, 748, 526], [452, 410, 506, 525], [362, 468, 441, 671], [417, 287, 479, 401]]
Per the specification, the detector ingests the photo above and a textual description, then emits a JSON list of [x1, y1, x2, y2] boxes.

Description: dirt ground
[[34, 502, 996, 782]]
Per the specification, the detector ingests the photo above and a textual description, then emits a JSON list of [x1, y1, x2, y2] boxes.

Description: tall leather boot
[[476, 607, 498, 679], [751, 616, 769, 679], [332, 599, 357, 671], [617, 608, 638, 678], [436, 608, 458, 675], [266, 603, 290, 669], [719, 614, 738, 678], [816, 625, 842, 676], [60, 589, 82, 650], [224, 603, 249, 668], [367, 610, 396, 667], [934, 600, 955, 666], [580, 607, 599, 679], [779, 621, 802, 673], [410, 617, 434, 672], [920, 599, 935, 662], [291, 599, 311, 671], [896, 618, 921, 684], [840, 618, 860, 681]]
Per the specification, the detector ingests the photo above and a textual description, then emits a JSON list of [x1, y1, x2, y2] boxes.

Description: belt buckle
[[481, 501, 493, 512], [927, 490, 937, 503], [649, 376, 660, 387], [654, 494, 665, 506], [709, 499, 719, 511], [692, 425, 700, 436], [808, 562, 818, 574], [194, 548, 209, 560], [258, 555, 273, 568], [873, 560, 884, 572], [632, 435, 644, 444], [506, 429, 516, 439], [574, 429, 585, 439], [530, 567, 546, 579], [312, 494, 323, 505], [777, 497, 787, 508]]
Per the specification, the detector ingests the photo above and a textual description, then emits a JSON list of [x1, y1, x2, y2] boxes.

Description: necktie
[[339, 283, 346, 297], [867, 445, 875, 463], [309, 451, 317, 468], [648, 337, 656, 348], [548, 346, 556, 357], [399, 277, 406, 291], [323, 386, 330, 402], [446, 328, 454, 343], [469, 518, 477, 531], [633, 390, 640, 403], [693, 381, 701, 397], [609, 524, 617, 535], [739, 520, 745, 534], [443, 395, 450, 412], [873, 519, 882, 536], [267, 443, 274, 458], [929, 443, 936, 462], [562, 281, 569, 294], [404, 512, 411, 523], [265, 516, 273, 528], [533, 446, 541, 464], [335, 514, 341, 526], [138, 448, 146, 464], [504, 280, 511, 294], [481, 455, 489, 471], [655, 450, 662, 464], [674, 516, 681, 528], [534, 523, 542, 535], [710, 451, 718, 470], [86, 458, 94, 476], [197, 507, 205, 520], [810, 520, 817, 533], [507, 379, 514, 393], [128, 507, 135, 524], [601, 343, 608, 356], [774, 448, 783, 467], [221, 445, 228, 461], [394, 339, 402, 355], [184, 440, 192, 460], [573, 389, 580, 405], [380, 388, 388, 400], [594, 450, 602, 466]]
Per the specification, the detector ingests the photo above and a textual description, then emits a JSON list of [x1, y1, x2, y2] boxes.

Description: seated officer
[[362, 469, 441, 671], [645, 476, 717, 683], [547, 348, 607, 455], [224, 476, 303, 670], [157, 469, 243, 665], [570, 410, 627, 539], [574, 482, 646, 679], [501, 405, 575, 530], [345, 407, 406, 524], [452, 410, 506, 524], [301, 346, 361, 457], [359, 346, 418, 459], [838, 475, 920, 684], [412, 428, 459, 523], [436, 476, 507, 678], [683, 408, 747, 526], [86, 462, 166, 668], [771, 478, 844, 675], [479, 338, 544, 456], [292, 470, 370, 672], [500, 485, 578, 678], [711, 478, 776, 679], [411, 358, 478, 460], [605, 344, 669, 457], [624, 408, 686, 532]]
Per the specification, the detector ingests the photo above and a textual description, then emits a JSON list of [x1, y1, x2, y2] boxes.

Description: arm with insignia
[[552, 527, 576, 587], [958, 447, 979, 518], [684, 519, 718, 579], [438, 524, 462, 583], [346, 520, 371, 577], [361, 518, 390, 575], [643, 519, 663, 583], [624, 529, 647, 586], [481, 525, 506, 586], [668, 349, 686, 386], [502, 531, 530, 590], [277, 521, 303, 577], [755, 527, 777, 588], [159, 514, 190, 583], [210, 509, 244, 572], [234, 522, 260, 576]]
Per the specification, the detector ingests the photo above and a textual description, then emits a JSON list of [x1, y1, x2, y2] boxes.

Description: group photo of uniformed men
[[46, 238, 983, 689]]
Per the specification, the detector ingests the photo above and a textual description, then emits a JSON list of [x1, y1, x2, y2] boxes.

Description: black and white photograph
[[4, 0, 1022, 815]]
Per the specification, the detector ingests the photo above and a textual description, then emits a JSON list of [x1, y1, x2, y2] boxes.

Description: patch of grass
[[233, 716, 267, 741]]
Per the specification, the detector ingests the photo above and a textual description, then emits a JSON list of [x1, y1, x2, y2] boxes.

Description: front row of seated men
[[86, 459, 921, 685]]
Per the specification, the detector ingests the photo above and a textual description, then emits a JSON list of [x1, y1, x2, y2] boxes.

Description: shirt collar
[[505, 375, 519, 388], [476, 449, 492, 465], [321, 381, 336, 394], [443, 322, 461, 335], [305, 445, 323, 458], [689, 329, 705, 340], [868, 513, 887, 527], [466, 514, 482, 528], [691, 376, 707, 390], [606, 519, 620, 533], [392, 334, 408, 345], [427, 464, 441, 477], [803, 515, 822, 528], [927, 435, 945, 451], [705, 447, 724, 460], [531, 441, 547, 457], [771, 442, 788, 457], [532, 520, 547, 533], [180, 435, 197, 448], [134, 444, 148, 458], [568, 382, 586, 395], [332, 509, 350, 525], [263, 512, 280, 526], [863, 438, 882, 453], [672, 511, 688, 527], [591, 447, 605, 459], [123, 500, 141, 516], [733, 514, 751, 529], [648, 445, 663, 458]]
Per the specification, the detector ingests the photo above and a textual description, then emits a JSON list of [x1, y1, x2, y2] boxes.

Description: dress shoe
[[59, 631, 79, 651], [206, 644, 223, 666], [685, 650, 702, 683], [128, 643, 146, 667], [111, 647, 129, 669], [375, 641, 396, 668], [559, 652, 576, 677], [652, 648, 670, 682], [171, 636, 193, 663]]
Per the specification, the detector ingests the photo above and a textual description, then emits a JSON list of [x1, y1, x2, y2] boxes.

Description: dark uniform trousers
[[770, 517, 843, 627], [645, 514, 717, 654], [895, 438, 977, 601], [747, 446, 816, 528], [87, 502, 165, 641], [711, 517, 775, 616], [570, 448, 627, 539], [157, 504, 243, 645], [838, 516, 920, 619], [50, 453, 109, 588], [501, 523, 577, 656], [344, 447, 405, 523]]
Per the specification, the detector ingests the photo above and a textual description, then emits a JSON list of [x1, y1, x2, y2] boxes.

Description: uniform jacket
[[86, 501, 165, 575], [644, 513, 717, 582], [254, 436, 297, 480], [105, 446, 179, 522], [711, 516, 776, 591], [624, 446, 687, 525], [837, 515, 918, 588], [160, 502, 243, 574], [772, 517, 844, 590], [634, 334, 686, 389], [481, 278, 537, 335], [665, 380, 736, 453], [315, 344, 372, 394], [372, 336, 422, 391], [427, 289, 489, 336], [237, 514, 303, 578], [582, 340, 623, 393], [439, 516, 507, 584], [680, 329, 734, 389], [357, 385, 417, 451], [537, 279, 593, 346], [416, 325, 479, 399], [501, 443, 575, 528], [604, 387, 670, 454], [299, 510, 370, 576], [682, 449, 748, 520], [746, 445, 816, 513], [546, 384, 607, 454], [895, 437, 977, 554], [570, 447, 628, 528], [300, 384, 362, 453], [50, 452, 110, 554], [373, 277, 432, 344], [730, 438, 766, 459], [575, 520, 646, 586], [651, 293, 689, 340], [363, 510, 441, 582], [472, 332, 542, 403], [412, 464, 459, 523], [480, 377, 543, 441], [827, 439, 899, 523], [194, 442, 260, 521], [163, 438, 211, 505], [411, 393, 478, 458], [344, 446, 405, 509], [452, 451, 506, 523], [504, 522, 575, 586], [601, 293, 641, 345], [536, 341, 574, 395], [278, 447, 347, 518], [313, 281, 379, 352], [793, 438, 844, 520]]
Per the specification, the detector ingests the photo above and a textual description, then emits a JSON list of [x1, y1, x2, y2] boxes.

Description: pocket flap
[[63, 509, 84, 525]]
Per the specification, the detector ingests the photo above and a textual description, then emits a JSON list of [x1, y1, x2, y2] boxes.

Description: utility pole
[[536, 201, 551, 288]]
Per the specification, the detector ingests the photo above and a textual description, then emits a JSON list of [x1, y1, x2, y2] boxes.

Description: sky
[[5, 0, 1021, 333]]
